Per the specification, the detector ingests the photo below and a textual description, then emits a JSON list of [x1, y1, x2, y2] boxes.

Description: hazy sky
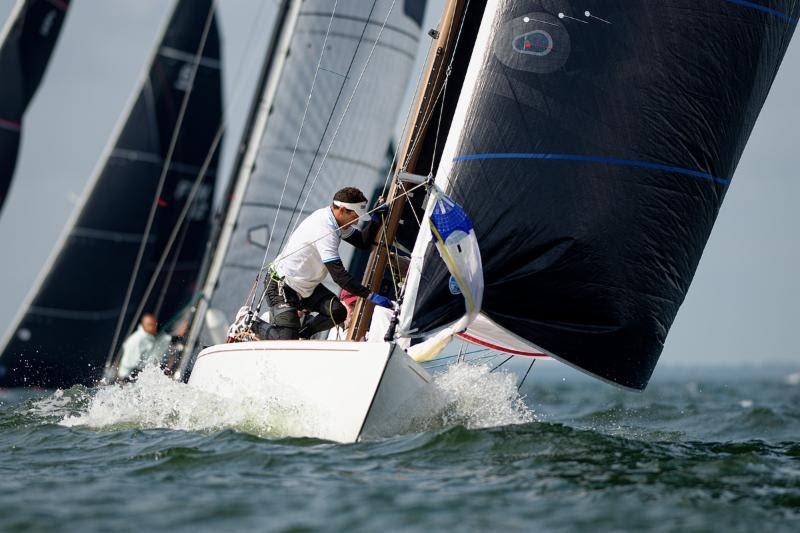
[[0, 1, 797, 366]]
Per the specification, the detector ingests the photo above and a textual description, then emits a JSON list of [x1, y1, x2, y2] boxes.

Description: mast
[[177, 0, 302, 378], [180, 0, 428, 373], [347, 0, 473, 341]]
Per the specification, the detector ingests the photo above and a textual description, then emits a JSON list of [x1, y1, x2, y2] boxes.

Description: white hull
[[187, 340, 438, 443]]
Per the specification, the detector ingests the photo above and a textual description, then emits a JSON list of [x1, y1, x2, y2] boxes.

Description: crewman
[[266, 187, 394, 340], [117, 313, 171, 380]]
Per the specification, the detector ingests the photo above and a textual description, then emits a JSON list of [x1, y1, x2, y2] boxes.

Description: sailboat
[[187, 0, 798, 443], [0, 0, 223, 388], [0, 0, 71, 211], [175, 0, 428, 376]]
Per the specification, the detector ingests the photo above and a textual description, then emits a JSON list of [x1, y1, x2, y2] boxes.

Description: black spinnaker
[[0, 0, 222, 388], [407, 0, 798, 390], [0, 0, 71, 211]]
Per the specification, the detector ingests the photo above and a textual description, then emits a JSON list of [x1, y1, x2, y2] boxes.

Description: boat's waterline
[[188, 340, 444, 443]]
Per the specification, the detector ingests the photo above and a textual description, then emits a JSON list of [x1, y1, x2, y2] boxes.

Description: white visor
[[334, 200, 369, 221]]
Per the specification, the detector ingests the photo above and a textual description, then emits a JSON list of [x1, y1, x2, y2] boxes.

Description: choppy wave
[[37, 362, 534, 439], [3, 365, 799, 531]]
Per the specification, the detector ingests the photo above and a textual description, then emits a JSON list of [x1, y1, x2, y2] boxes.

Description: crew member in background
[[266, 187, 394, 340], [117, 313, 171, 381]]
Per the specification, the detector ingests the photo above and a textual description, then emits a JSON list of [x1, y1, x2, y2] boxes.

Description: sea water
[[1, 363, 798, 532]]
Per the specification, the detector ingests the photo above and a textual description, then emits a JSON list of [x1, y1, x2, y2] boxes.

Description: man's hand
[[371, 196, 389, 221], [368, 292, 395, 309]]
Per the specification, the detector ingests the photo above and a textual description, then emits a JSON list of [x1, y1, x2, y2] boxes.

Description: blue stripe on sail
[[452, 153, 731, 186], [721, 0, 799, 24]]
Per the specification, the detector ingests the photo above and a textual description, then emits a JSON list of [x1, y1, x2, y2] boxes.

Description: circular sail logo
[[494, 12, 570, 74], [513, 30, 554, 56]]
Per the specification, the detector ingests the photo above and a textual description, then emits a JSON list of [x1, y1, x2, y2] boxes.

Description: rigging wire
[[517, 358, 536, 391], [398, 0, 465, 174], [278, 0, 387, 250], [366, 0, 474, 337], [291, 0, 403, 228], [255, 0, 343, 307], [153, 212, 193, 316], [251, 0, 407, 314], [489, 355, 514, 373], [266, 181, 427, 271], [424, 352, 498, 371], [107, 1, 218, 364], [104, 0, 275, 368]]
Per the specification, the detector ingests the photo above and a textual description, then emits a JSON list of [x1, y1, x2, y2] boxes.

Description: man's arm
[[324, 259, 371, 298]]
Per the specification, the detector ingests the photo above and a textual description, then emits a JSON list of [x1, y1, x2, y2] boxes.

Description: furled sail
[[0, 0, 222, 388], [404, 0, 799, 390], [0, 0, 70, 211], [189, 0, 426, 351]]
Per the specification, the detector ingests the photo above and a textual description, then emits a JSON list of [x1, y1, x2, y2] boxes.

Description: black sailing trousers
[[265, 280, 347, 340]]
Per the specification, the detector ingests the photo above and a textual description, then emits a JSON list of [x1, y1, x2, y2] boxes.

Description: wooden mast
[[347, 0, 468, 341]]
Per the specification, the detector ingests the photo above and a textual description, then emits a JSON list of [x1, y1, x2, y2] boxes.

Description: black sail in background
[[410, 0, 798, 390], [0, 0, 222, 388], [0, 0, 70, 211]]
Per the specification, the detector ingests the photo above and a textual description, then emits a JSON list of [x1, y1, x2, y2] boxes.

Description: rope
[[424, 352, 498, 371], [153, 212, 192, 316], [379, 32, 433, 198], [379, 213, 400, 298], [518, 358, 536, 390], [271, 181, 427, 266], [281, 0, 397, 246], [400, 180, 423, 228], [490, 355, 514, 373], [107, 2, 217, 364], [399, 1, 464, 172], [256, 0, 343, 306], [124, 123, 224, 342]]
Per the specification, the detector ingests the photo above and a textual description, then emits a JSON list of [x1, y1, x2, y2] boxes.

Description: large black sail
[[0, 0, 70, 210], [0, 0, 222, 388], [191, 0, 426, 350], [409, 0, 798, 389]]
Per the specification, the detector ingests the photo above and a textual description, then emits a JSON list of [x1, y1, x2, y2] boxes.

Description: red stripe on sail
[[457, 331, 548, 357], [0, 118, 21, 132], [46, 0, 69, 11]]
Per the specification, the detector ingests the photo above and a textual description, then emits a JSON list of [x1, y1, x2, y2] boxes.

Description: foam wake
[[52, 361, 534, 439]]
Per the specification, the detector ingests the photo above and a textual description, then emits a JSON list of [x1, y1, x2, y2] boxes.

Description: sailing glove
[[368, 292, 394, 309], [371, 196, 389, 221]]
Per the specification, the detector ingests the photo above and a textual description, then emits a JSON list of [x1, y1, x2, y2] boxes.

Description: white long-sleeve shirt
[[117, 325, 170, 379], [274, 207, 356, 297]]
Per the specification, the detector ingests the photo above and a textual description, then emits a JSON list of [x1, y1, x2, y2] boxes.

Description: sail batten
[[408, 0, 798, 390]]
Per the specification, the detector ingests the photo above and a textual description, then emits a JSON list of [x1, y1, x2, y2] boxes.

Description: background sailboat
[[0, 0, 70, 211], [0, 0, 222, 388], [179, 0, 428, 367]]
